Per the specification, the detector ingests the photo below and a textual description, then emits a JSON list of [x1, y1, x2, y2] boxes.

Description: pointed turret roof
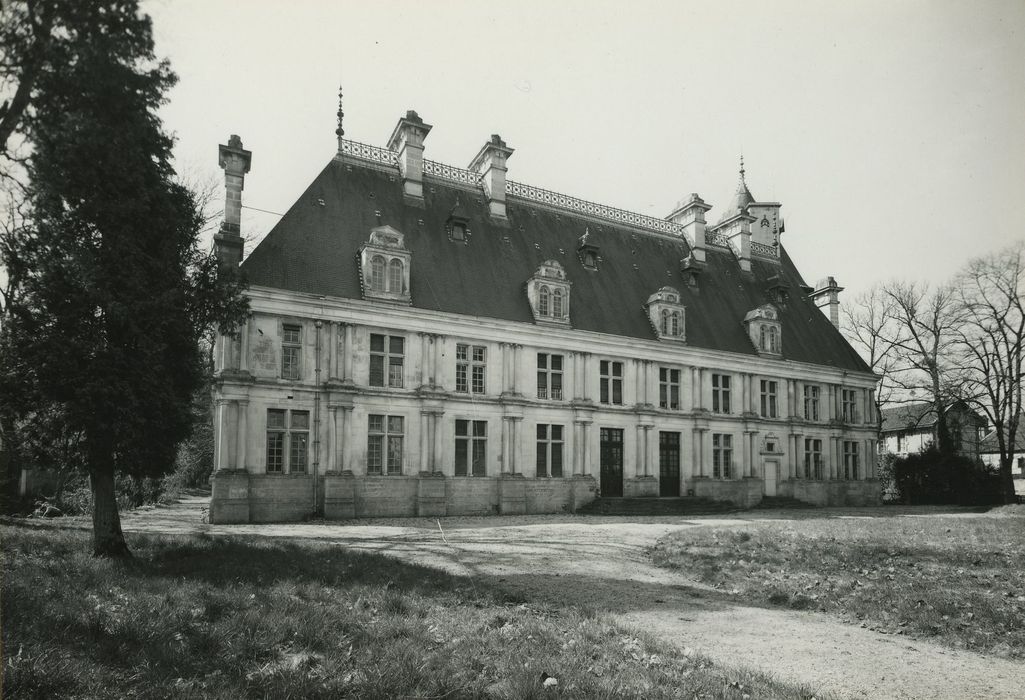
[[719, 156, 756, 221]]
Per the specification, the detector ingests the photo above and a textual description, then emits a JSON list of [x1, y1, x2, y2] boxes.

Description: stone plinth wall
[[779, 479, 881, 506], [448, 477, 499, 515], [249, 474, 315, 522], [688, 477, 764, 508], [625, 476, 659, 498]]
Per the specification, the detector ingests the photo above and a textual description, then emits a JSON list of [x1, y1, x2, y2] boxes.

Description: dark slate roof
[[241, 157, 871, 373], [979, 420, 1025, 455], [880, 401, 986, 433]]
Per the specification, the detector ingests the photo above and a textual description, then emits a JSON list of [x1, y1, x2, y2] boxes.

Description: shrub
[[57, 473, 166, 515], [892, 447, 1003, 505]]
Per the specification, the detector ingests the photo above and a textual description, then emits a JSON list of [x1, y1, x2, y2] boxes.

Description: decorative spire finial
[[739, 154, 745, 179], [335, 86, 345, 139]]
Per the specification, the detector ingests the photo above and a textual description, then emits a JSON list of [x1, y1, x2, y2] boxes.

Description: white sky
[[148, 0, 1025, 300]]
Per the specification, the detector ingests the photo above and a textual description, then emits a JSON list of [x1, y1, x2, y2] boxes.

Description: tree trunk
[[999, 457, 1017, 505], [90, 465, 131, 557]]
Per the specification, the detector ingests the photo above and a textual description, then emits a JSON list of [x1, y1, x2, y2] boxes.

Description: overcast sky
[[147, 0, 1025, 301]]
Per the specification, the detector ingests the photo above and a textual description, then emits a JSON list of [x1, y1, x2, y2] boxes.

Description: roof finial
[[335, 86, 345, 143], [739, 153, 745, 179]]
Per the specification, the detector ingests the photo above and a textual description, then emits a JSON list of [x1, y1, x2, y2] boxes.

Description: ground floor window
[[843, 440, 859, 480], [804, 438, 823, 479], [455, 419, 487, 476], [266, 409, 309, 474], [536, 424, 564, 477], [712, 433, 733, 479], [368, 415, 404, 475]]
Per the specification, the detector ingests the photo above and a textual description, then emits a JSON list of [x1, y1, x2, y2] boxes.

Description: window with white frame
[[536, 424, 564, 477], [803, 438, 823, 480], [659, 368, 681, 410], [804, 385, 820, 421], [456, 344, 486, 395], [368, 415, 404, 475], [760, 379, 778, 418], [712, 433, 733, 479], [600, 360, 623, 405], [843, 440, 859, 480], [842, 389, 858, 423], [369, 334, 404, 388], [281, 324, 302, 380], [266, 409, 309, 474], [537, 353, 563, 400], [712, 373, 731, 414], [455, 420, 487, 476]]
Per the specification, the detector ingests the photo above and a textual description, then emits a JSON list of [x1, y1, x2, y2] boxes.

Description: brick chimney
[[811, 276, 844, 328], [215, 134, 252, 269], [668, 193, 712, 263], [387, 110, 432, 203], [469, 134, 514, 221]]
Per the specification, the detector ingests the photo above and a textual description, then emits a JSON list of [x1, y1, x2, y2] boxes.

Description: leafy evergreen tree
[[0, 1, 246, 555]]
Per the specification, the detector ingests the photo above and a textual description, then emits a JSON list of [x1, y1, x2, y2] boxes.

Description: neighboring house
[[979, 425, 1025, 475], [880, 401, 986, 459], [207, 98, 881, 523]]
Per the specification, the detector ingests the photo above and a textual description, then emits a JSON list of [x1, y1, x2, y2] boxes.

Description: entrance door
[[599, 428, 624, 497], [764, 460, 779, 496], [659, 431, 681, 496]]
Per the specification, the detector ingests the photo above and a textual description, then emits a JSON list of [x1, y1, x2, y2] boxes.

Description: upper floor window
[[537, 353, 563, 400], [370, 334, 404, 388], [539, 286, 550, 316], [266, 409, 309, 474], [803, 438, 824, 480], [659, 368, 681, 410], [368, 414, 404, 475], [600, 360, 623, 405], [712, 373, 731, 414], [281, 324, 301, 380], [553, 288, 565, 317], [804, 385, 820, 421], [744, 304, 782, 357], [455, 420, 487, 477], [843, 440, 860, 480], [712, 433, 733, 479], [527, 261, 571, 325], [842, 389, 858, 423], [760, 379, 778, 418], [360, 225, 411, 304], [647, 287, 686, 342], [456, 344, 486, 394], [536, 424, 564, 477], [370, 256, 385, 291]]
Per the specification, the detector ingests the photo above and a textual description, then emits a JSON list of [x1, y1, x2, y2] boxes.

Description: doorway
[[764, 459, 779, 496], [659, 431, 681, 497], [599, 428, 624, 497]]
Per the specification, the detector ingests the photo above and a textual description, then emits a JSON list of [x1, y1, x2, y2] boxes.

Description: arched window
[[769, 326, 779, 353], [759, 325, 767, 351], [539, 286, 550, 316], [660, 309, 669, 335], [671, 311, 680, 337], [552, 288, 564, 317], [388, 258, 403, 293], [370, 255, 386, 291]]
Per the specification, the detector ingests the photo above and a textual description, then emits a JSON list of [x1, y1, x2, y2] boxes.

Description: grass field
[[650, 508, 1025, 659], [1, 524, 824, 700]]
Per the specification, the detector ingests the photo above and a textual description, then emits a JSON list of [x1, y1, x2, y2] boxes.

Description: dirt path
[[121, 497, 1025, 700]]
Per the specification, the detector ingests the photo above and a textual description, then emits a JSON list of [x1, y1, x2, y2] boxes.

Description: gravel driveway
[[122, 496, 1025, 700]]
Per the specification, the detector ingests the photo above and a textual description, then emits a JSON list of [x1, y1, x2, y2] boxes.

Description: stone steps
[[753, 495, 817, 509], [576, 496, 739, 516]]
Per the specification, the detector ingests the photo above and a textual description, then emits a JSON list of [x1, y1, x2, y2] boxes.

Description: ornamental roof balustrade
[[705, 230, 729, 247], [751, 241, 779, 259], [339, 139, 398, 166], [423, 159, 484, 187]]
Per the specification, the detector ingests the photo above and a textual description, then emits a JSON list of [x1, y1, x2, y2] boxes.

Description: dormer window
[[577, 227, 600, 270], [744, 304, 782, 358], [450, 222, 467, 241], [360, 225, 412, 304], [646, 286, 686, 342], [446, 198, 471, 244], [527, 260, 571, 325]]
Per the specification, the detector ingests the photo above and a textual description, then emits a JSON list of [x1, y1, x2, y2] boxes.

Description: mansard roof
[[241, 156, 870, 373]]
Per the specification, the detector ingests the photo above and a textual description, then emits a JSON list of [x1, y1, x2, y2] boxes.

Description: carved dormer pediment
[[526, 260, 571, 326], [744, 303, 782, 357], [646, 286, 686, 342], [359, 225, 411, 304]]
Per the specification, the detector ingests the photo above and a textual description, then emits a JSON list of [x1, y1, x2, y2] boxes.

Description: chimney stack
[[811, 276, 845, 328], [387, 110, 432, 204], [215, 134, 252, 268], [668, 193, 712, 263], [469, 134, 514, 221]]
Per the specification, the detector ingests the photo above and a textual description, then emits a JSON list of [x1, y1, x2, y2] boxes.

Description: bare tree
[[953, 242, 1024, 503], [841, 284, 904, 433]]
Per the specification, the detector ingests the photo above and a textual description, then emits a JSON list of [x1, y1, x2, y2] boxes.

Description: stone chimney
[[215, 134, 252, 269], [469, 134, 514, 221], [668, 194, 712, 263], [387, 110, 432, 204], [811, 276, 845, 328]]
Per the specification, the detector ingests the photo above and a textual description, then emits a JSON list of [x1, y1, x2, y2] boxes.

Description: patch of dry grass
[[1, 524, 824, 699], [651, 511, 1025, 659]]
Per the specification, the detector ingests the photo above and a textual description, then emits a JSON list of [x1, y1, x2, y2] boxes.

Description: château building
[[208, 96, 880, 523]]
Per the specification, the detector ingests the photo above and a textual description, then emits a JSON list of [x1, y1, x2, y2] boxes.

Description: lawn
[[1, 524, 823, 700], [650, 507, 1025, 659]]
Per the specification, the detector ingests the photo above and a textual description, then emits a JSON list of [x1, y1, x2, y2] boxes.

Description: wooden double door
[[599, 428, 624, 497], [659, 431, 681, 497]]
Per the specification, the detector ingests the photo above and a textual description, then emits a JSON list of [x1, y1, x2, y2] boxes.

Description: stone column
[[827, 437, 837, 479], [643, 425, 652, 476], [235, 400, 248, 471], [326, 406, 338, 471], [433, 411, 444, 473], [341, 407, 353, 472], [643, 361, 651, 405], [511, 344, 520, 395], [343, 324, 354, 384], [741, 429, 752, 478], [499, 342, 508, 393], [239, 317, 250, 373], [509, 418, 519, 473], [433, 335, 445, 390], [214, 399, 231, 471], [582, 423, 591, 475], [635, 425, 644, 478]]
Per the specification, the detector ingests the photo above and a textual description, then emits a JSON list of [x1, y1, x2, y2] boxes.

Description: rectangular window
[[370, 334, 404, 388], [599, 360, 624, 405], [760, 379, 778, 418], [804, 438, 824, 480], [804, 385, 820, 421], [659, 368, 681, 410], [712, 433, 733, 479], [536, 424, 564, 478], [843, 441, 859, 480], [368, 414, 404, 475], [712, 373, 731, 414], [842, 389, 858, 423], [281, 324, 301, 380], [536, 353, 564, 401], [265, 408, 308, 473], [455, 420, 487, 476], [456, 344, 487, 395]]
